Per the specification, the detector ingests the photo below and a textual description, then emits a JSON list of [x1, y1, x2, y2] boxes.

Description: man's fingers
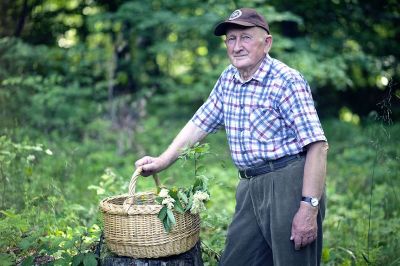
[[142, 163, 156, 172], [290, 236, 302, 250], [301, 237, 311, 248], [134, 156, 166, 176], [133, 157, 155, 176], [292, 234, 317, 250], [307, 235, 316, 243], [293, 235, 302, 250], [135, 156, 154, 168]]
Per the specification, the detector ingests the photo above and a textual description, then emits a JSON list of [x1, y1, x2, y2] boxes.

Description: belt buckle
[[239, 170, 251, 179], [244, 169, 253, 179], [243, 170, 250, 179]]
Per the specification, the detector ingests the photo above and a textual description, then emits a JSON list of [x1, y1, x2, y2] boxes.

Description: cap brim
[[214, 21, 255, 36]]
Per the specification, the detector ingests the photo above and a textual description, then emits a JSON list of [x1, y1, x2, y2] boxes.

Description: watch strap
[[301, 196, 319, 207]]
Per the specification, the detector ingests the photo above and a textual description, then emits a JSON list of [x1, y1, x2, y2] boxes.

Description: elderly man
[[136, 8, 328, 266]]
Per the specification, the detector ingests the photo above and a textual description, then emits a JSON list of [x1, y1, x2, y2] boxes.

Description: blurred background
[[0, 0, 399, 265]]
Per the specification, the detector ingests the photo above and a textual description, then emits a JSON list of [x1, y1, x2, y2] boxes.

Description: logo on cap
[[229, 9, 242, 20]]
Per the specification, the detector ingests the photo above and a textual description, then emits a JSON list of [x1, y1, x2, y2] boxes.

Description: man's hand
[[290, 202, 318, 250], [134, 121, 208, 177], [135, 156, 167, 176]]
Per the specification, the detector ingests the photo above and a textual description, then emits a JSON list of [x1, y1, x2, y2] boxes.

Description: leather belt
[[239, 151, 306, 179]]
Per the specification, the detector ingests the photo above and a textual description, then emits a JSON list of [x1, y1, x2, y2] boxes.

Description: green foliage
[[321, 120, 400, 266], [1, 117, 399, 265], [0, 253, 14, 266], [156, 145, 211, 232], [0, 192, 101, 265], [0, 134, 108, 265], [2, 0, 399, 131], [72, 252, 98, 266], [0, 38, 108, 137], [179, 142, 210, 177], [158, 207, 175, 233], [0, 135, 53, 210], [0, 0, 399, 265]]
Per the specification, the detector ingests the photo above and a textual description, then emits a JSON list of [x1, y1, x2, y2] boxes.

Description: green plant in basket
[[156, 143, 211, 232]]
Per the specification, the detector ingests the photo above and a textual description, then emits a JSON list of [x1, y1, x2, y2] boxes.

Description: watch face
[[311, 198, 319, 207]]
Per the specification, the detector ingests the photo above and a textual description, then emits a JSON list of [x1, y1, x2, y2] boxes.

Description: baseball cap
[[214, 8, 270, 36]]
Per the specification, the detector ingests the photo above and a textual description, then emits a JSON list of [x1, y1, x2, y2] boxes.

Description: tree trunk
[[101, 241, 203, 266], [14, 0, 29, 37]]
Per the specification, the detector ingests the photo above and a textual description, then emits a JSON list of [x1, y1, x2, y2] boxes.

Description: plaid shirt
[[191, 55, 327, 169]]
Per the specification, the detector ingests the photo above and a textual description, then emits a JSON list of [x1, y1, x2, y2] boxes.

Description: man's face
[[225, 27, 271, 75]]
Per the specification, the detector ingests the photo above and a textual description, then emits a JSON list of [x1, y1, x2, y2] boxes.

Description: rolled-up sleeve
[[279, 75, 327, 148]]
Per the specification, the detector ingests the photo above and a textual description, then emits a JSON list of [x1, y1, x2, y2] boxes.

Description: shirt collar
[[233, 55, 273, 84]]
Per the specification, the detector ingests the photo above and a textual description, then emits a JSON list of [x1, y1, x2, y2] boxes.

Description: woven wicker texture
[[99, 168, 201, 258]]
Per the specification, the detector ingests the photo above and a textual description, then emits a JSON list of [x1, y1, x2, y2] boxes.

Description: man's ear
[[264, 35, 273, 54]]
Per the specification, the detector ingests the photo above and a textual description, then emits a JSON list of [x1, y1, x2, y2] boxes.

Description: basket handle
[[128, 167, 161, 196]]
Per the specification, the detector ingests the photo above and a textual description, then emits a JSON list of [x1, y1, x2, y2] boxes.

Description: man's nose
[[233, 39, 243, 52]]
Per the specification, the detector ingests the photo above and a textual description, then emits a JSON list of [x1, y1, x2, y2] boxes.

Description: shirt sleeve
[[279, 73, 327, 148], [191, 77, 224, 133]]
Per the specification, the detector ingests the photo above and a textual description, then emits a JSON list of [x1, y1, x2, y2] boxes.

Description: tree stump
[[101, 241, 204, 266]]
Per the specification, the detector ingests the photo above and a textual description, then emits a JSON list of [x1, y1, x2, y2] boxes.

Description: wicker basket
[[99, 168, 201, 258]]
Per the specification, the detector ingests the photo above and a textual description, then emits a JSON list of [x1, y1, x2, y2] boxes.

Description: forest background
[[0, 0, 399, 265]]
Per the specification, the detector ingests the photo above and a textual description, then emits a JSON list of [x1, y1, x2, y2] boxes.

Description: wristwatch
[[301, 196, 319, 207]]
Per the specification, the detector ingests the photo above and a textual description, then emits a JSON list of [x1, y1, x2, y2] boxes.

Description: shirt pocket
[[249, 107, 283, 142]]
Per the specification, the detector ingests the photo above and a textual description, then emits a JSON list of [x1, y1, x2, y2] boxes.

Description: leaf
[[174, 200, 185, 214], [193, 178, 201, 190], [0, 253, 14, 266], [58, 254, 72, 264], [193, 177, 205, 191], [24, 166, 33, 176], [169, 188, 178, 198], [178, 190, 188, 204], [72, 253, 85, 266], [163, 217, 171, 232], [195, 165, 205, 174], [0, 253, 15, 266], [62, 239, 75, 249], [21, 256, 34, 266], [69, 204, 87, 212], [166, 208, 176, 227], [169, 191, 184, 213], [194, 175, 209, 191], [87, 185, 105, 195], [18, 237, 34, 250], [83, 253, 98, 266], [194, 143, 209, 154], [362, 252, 370, 263], [0, 210, 16, 218], [185, 192, 193, 212], [158, 206, 168, 221]]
